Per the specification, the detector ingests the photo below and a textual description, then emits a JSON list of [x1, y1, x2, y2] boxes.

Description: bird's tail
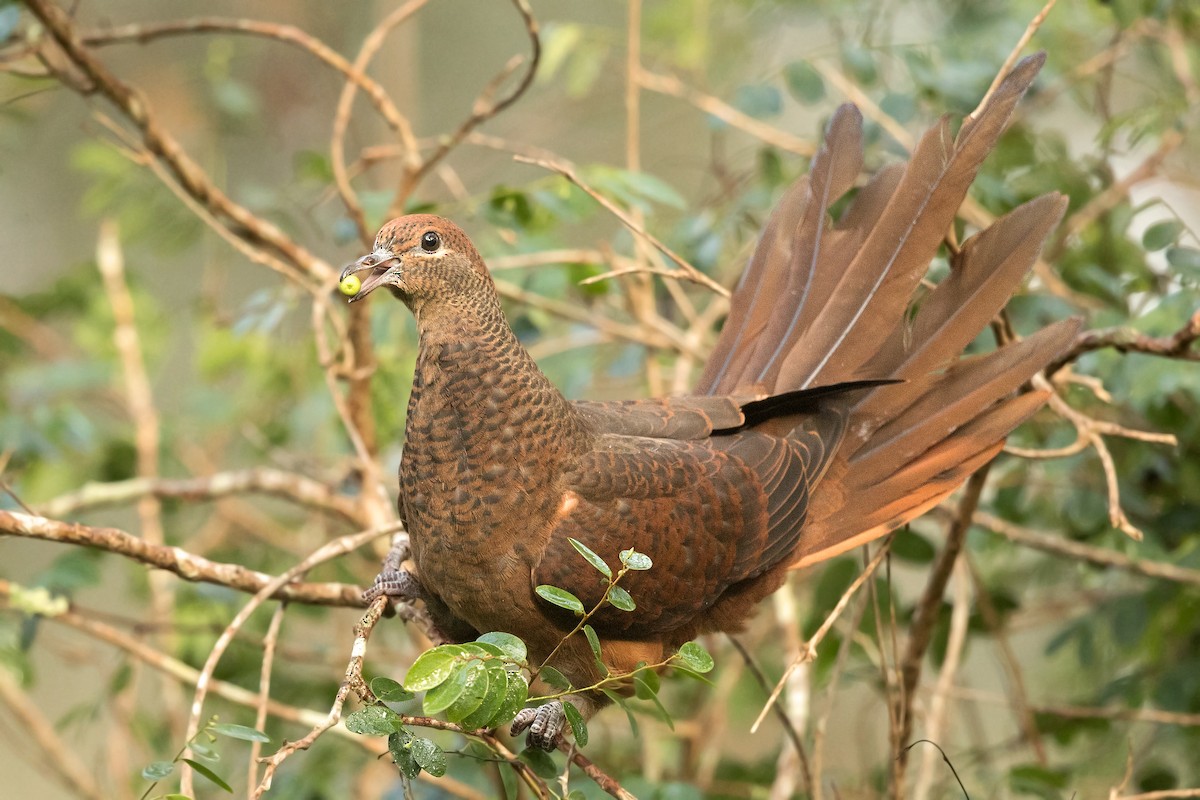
[[695, 53, 1078, 568]]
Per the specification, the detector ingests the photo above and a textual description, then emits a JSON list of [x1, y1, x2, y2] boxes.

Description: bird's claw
[[510, 701, 566, 751], [361, 568, 423, 605]]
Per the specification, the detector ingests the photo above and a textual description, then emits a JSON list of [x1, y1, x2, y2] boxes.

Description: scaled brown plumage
[[341, 53, 1077, 750]]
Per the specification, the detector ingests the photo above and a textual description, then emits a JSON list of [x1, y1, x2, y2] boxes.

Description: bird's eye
[[420, 231, 441, 253]]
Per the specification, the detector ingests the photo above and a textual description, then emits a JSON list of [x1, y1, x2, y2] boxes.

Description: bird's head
[[339, 215, 493, 309]]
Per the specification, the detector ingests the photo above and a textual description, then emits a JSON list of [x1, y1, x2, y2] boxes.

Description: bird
[[340, 52, 1077, 750]]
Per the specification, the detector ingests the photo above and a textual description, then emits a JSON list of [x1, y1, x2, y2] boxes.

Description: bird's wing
[[569, 396, 747, 440], [531, 428, 824, 638]]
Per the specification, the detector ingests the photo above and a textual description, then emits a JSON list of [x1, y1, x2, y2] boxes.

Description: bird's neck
[[407, 295, 589, 454]]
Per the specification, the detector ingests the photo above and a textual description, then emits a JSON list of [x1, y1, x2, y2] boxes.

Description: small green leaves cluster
[[528, 541, 714, 742], [139, 716, 269, 799], [344, 680, 446, 780], [404, 632, 530, 729], [344, 634, 530, 780], [535, 539, 653, 617], [348, 541, 715, 767]]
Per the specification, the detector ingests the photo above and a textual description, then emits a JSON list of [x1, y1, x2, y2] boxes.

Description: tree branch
[[0, 510, 379, 607]]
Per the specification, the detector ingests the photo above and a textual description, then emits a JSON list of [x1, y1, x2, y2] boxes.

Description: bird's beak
[[340, 250, 400, 302]]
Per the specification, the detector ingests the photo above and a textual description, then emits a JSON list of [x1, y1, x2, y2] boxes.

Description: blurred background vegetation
[[1, 0, 1198, 798]]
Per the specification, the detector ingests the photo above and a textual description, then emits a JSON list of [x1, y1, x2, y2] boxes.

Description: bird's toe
[[361, 568, 421, 604], [510, 701, 565, 751]]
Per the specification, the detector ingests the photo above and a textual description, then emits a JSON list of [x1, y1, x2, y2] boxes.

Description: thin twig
[[330, 0, 430, 245], [970, 0, 1058, 120], [385, 0, 542, 218], [895, 466, 991, 791], [959, 508, 1200, 588], [513, 154, 730, 297], [637, 68, 816, 156], [36, 468, 368, 528], [0, 669, 106, 800], [751, 537, 894, 733], [23, 0, 331, 282], [567, 749, 638, 800], [963, 555, 1047, 764], [80, 16, 416, 147], [728, 636, 814, 794], [254, 595, 388, 796], [248, 602, 287, 791], [181, 527, 390, 794], [911, 559, 970, 800]]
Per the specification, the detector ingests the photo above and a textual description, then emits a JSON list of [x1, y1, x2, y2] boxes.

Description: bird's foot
[[361, 567, 424, 605], [510, 701, 566, 751]]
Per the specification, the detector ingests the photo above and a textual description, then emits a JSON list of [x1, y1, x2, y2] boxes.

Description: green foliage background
[[1, 0, 1198, 797]]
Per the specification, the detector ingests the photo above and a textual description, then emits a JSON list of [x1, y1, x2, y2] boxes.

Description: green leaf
[[519, 747, 559, 779], [784, 61, 825, 103], [606, 584, 635, 611], [539, 665, 572, 691], [617, 170, 687, 210], [501, 761, 519, 799], [840, 43, 878, 85], [636, 680, 675, 730], [445, 666, 490, 723], [890, 529, 935, 563], [676, 642, 714, 673], [161, 795, 193, 800], [619, 549, 652, 570], [535, 585, 585, 615], [422, 659, 473, 716], [461, 660, 509, 730], [370, 676, 415, 703], [183, 759, 233, 793], [633, 674, 658, 699], [410, 737, 447, 777], [345, 705, 404, 736], [1167, 247, 1200, 279], [734, 84, 783, 118], [389, 731, 420, 779], [477, 632, 528, 664], [141, 761, 175, 780], [569, 537, 612, 579], [562, 700, 589, 747], [209, 722, 269, 743], [1143, 220, 1183, 251], [404, 647, 458, 691], [636, 667, 660, 695], [602, 688, 639, 738], [189, 742, 218, 762], [583, 624, 602, 660], [492, 671, 530, 727], [442, 647, 491, 723]]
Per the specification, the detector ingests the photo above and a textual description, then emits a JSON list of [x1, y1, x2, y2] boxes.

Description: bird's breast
[[399, 338, 586, 630]]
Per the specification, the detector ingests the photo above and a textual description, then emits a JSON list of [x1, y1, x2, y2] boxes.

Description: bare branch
[[80, 16, 416, 148], [385, 0, 542, 219], [36, 468, 368, 527], [0, 510, 381, 606], [964, 508, 1200, 588], [1048, 309, 1200, 375], [23, 0, 332, 282]]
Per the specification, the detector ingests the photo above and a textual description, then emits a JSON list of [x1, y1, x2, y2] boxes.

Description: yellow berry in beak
[[339, 274, 362, 297]]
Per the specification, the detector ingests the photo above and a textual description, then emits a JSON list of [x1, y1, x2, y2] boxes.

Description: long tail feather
[[692, 53, 1072, 571]]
